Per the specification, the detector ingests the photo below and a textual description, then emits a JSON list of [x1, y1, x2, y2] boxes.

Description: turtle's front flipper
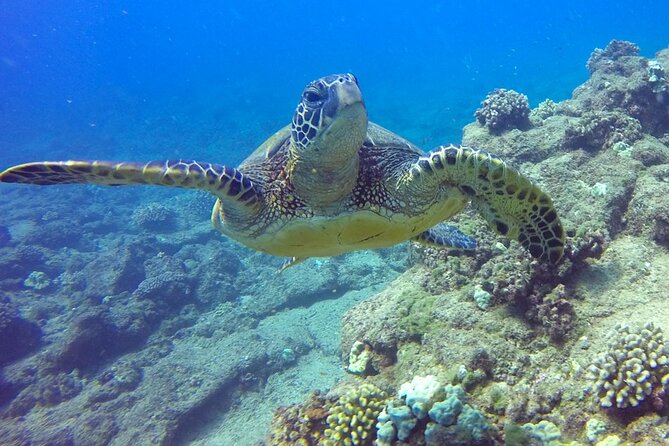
[[1, 159, 259, 203], [406, 145, 564, 263], [0, 159, 262, 224], [413, 223, 477, 250]]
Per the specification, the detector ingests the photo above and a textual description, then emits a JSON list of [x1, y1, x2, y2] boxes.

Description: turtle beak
[[334, 75, 363, 108], [322, 74, 365, 125]]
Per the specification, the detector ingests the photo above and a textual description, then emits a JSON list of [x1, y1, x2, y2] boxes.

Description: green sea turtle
[[0, 74, 564, 266]]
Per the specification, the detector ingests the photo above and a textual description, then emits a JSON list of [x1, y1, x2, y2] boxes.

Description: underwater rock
[[22, 220, 83, 249], [586, 39, 640, 74], [475, 88, 531, 134], [564, 111, 642, 152], [87, 360, 143, 405], [85, 239, 155, 297], [73, 413, 119, 446], [625, 163, 669, 247], [5, 370, 84, 417], [463, 113, 569, 164], [52, 307, 148, 371], [572, 42, 669, 136], [0, 297, 41, 366], [341, 277, 424, 371], [0, 225, 11, 246]]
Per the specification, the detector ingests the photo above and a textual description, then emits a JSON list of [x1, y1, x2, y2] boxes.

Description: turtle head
[[290, 73, 368, 166]]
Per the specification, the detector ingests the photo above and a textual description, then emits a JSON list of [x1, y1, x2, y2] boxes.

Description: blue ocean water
[[1, 1, 667, 167]]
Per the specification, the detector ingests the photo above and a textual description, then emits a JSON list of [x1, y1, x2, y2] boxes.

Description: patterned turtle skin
[[0, 74, 565, 265]]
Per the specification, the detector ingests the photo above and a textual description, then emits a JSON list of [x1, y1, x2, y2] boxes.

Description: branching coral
[[585, 322, 669, 409], [322, 383, 388, 446], [475, 88, 531, 133]]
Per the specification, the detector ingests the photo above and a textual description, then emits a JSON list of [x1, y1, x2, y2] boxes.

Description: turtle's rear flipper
[[410, 145, 565, 263], [0, 159, 260, 205], [412, 223, 477, 250]]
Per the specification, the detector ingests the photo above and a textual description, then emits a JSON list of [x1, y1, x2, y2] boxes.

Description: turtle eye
[[303, 88, 323, 103]]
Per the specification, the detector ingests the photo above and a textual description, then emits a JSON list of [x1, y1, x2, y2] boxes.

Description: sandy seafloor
[[1, 40, 669, 446]]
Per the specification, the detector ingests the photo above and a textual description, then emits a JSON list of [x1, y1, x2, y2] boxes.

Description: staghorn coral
[[475, 88, 530, 133], [585, 322, 669, 410], [322, 383, 388, 446]]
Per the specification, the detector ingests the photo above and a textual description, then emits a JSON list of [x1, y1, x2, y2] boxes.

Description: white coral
[[586, 322, 669, 408], [398, 375, 444, 419]]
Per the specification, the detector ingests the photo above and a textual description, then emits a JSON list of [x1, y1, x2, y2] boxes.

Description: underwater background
[[1, 1, 669, 445]]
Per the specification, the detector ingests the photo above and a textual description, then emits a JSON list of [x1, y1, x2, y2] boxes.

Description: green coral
[[585, 322, 669, 409], [24, 271, 50, 290], [322, 382, 388, 446]]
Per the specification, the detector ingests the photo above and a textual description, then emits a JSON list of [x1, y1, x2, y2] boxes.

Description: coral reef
[[23, 271, 50, 290], [564, 111, 642, 152], [586, 39, 640, 74], [0, 297, 41, 366], [268, 392, 329, 445], [131, 202, 177, 231], [322, 383, 387, 446], [347, 341, 372, 375], [529, 99, 558, 124], [376, 377, 492, 446], [585, 322, 669, 409], [475, 88, 531, 133]]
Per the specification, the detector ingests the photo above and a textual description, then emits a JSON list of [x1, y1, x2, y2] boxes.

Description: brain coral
[[475, 88, 530, 133], [585, 322, 669, 409]]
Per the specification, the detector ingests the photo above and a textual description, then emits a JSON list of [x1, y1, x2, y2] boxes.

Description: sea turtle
[[0, 74, 565, 266]]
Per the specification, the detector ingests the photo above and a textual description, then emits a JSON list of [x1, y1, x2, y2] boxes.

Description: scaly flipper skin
[[0, 160, 263, 228], [412, 223, 477, 250], [403, 144, 565, 263], [0, 159, 259, 203]]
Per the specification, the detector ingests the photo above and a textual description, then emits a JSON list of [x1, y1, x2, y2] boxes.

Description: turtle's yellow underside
[[213, 196, 468, 257]]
